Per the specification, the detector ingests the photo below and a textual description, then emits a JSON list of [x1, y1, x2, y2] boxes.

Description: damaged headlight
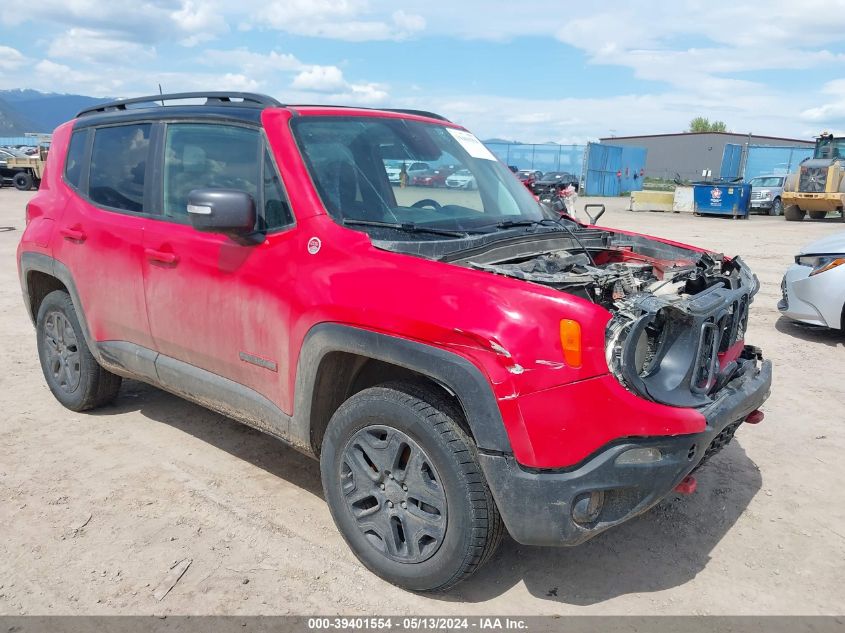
[[605, 311, 665, 383]]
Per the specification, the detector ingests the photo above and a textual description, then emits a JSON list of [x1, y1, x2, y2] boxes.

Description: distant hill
[[0, 96, 41, 135], [0, 90, 110, 135]]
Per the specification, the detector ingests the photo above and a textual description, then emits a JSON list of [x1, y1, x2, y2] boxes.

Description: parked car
[[778, 232, 845, 329], [444, 169, 476, 189], [517, 169, 542, 189], [18, 91, 771, 593], [748, 175, 785, 216], [532, 171, 579, 195], [410, 166, 454, 187], [385, 160, 429, 184]]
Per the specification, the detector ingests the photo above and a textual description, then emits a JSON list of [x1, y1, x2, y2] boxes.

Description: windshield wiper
[[342, 218, 467, 238], [487, 218, 596, 265], [490, 218, 566, 231]]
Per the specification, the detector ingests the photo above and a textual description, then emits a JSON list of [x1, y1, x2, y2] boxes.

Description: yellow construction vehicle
[[782, 132, 845, 221]]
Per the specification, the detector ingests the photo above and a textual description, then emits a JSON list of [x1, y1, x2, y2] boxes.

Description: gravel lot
[[1, 188, 843, 615]]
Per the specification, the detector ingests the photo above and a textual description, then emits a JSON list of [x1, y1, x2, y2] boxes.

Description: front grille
[[751, 191, 764, 200], [799, 167, 828, 192]]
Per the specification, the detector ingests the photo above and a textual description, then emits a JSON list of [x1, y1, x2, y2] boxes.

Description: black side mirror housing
[[186, 189, 258, 242]]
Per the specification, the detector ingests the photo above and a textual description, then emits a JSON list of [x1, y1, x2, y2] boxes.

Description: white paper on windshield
[[446, 128, 497, 161]]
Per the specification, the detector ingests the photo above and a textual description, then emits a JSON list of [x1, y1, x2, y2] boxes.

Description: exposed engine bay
[[448, 229, 762, 409]]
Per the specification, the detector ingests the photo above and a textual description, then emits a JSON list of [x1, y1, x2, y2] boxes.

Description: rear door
[[141, 121, 298, 413], [53, 122, 155, 348]]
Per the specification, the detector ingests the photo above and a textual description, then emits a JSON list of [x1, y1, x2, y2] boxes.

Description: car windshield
[[291, 116, 546, 235], [750, 177, 783, 187]]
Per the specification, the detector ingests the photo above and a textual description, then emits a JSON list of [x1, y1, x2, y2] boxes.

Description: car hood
[[798, 231, 845, 256]]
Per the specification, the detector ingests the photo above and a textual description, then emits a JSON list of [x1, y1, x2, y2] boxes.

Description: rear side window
[[89, 124, 151, 212], [163, 123, 260, 219], [64, 130, 87, 189]]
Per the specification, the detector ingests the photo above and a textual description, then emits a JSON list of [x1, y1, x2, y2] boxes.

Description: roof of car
[[75, 92, 452, 127]]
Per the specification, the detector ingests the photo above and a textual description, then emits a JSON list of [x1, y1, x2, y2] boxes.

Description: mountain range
[[0, 90, 109, 136]]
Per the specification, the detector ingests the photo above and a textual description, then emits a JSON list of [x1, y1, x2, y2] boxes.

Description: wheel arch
[[19, 252, 99, 360], [291, 324, 512, 458]]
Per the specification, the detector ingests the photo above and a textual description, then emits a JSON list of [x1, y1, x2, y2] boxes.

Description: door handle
[[144, 248, 179, 265], [60, 227, 86, 243]]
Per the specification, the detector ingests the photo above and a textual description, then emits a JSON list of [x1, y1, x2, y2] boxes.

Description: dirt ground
[[1, 188, 843, 615]]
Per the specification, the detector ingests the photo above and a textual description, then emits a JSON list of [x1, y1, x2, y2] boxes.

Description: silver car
[[779, 231, 845, 329], [749, 175, 785, 216]]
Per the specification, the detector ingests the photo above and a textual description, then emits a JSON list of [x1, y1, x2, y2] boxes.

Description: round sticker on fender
[[307, 237, 321, 255]]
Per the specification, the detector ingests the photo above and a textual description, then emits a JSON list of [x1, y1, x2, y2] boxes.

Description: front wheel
[[320, 382, 503, 592], [808, 210, 828, 220], [784, 205, 805, 221], [768, 198, 784, 216]]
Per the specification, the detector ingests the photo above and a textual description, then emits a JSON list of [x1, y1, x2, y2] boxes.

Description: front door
[[141, 121, 298, 414]]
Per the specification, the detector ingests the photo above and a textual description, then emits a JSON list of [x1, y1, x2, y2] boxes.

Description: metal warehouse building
[[599, 132, 814, 181]]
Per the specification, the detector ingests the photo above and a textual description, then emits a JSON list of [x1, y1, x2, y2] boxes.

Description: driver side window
[[163, 123, 260, 219]]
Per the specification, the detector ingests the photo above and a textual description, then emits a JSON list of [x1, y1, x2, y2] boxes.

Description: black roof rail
[[76, 92, 283, 118], [383, 108, 450, 122]]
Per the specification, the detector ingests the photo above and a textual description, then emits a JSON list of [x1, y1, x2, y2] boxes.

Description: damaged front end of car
[[603, 254, 759, 409], [457, 227, 764, 410]]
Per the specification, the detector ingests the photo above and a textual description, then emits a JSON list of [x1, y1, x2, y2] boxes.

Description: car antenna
[[158, 84, 164, 107]]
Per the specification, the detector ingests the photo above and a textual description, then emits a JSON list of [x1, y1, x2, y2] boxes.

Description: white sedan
[[444, 169, 476, 190], [779, 232, 845, 329]]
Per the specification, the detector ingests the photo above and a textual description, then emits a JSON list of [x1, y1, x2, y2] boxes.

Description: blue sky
[[1, 0, 844, 142]]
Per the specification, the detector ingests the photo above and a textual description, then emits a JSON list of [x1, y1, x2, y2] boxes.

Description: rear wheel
[[13, 171, 33, 191], [320, 382, 503, 592], [784, 205, 805, 221], [36, 290, 122, 411], [768, 198, 784, 216], [808, 210, 828, 220]]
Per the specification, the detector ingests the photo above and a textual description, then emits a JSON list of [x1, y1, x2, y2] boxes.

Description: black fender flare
[[19, 252, 101, 362], [290, 323, 513, 455]]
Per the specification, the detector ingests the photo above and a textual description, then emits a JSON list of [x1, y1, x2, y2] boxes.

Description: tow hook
[[745, 409, 765, 425], [674, 475, 697, 495]]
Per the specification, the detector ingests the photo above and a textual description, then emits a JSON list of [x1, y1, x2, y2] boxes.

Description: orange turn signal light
[[559, 319, 582, 368]]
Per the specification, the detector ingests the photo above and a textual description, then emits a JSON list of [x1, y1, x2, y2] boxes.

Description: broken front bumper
[[479, 355, 771, 547]]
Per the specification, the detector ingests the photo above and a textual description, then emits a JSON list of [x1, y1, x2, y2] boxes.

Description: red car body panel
[[18, 106, 720, 470]]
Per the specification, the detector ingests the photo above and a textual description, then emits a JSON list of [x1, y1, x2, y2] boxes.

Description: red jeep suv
[[17, 92, 771, 592]]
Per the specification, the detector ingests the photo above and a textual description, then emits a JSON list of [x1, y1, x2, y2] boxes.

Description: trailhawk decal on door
[[239, 352, 278, 372]]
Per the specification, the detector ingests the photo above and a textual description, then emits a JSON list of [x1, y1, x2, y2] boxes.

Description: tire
[[808, 210, 827, 220], [784, 205, 805, 221], [36, 290, 122, 411], [320, 382, 503, 592], [13, 171, 33, 191], [768, 198, 784, 216]]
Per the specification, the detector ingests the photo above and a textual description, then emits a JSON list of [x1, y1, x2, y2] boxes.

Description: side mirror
[[187, 189, 258, 242]]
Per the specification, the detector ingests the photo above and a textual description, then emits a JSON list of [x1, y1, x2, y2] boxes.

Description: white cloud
[[201, 48, 303, 73], [47, 28, 156, 63], [291, 65, 388, 103], [0, 46, 27, 71], [801, 78, 845, 126], [291, 66, 347, 92], [171, 0, 228, 46], [253, 0, 425, 41]]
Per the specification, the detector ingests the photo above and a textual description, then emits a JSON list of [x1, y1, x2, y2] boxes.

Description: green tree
[[689, 117, 728, 132]]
